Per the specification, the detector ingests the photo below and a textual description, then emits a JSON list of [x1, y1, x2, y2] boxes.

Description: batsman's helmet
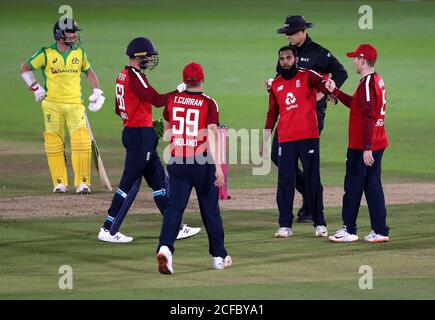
[[53, 18, 82, 48], [126, 37, 159, 70]]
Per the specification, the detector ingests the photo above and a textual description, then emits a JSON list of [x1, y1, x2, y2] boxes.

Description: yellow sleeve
[[81, 48, 92, 73], [28, 48, 46, 70]]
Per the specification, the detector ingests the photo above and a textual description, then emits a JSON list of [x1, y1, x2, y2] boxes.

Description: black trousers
[[271, 103, 326, 210]]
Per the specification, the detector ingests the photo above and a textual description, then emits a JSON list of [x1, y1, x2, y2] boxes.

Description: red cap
[[346, 44, 377, 61], [183, 62, 204, 85]]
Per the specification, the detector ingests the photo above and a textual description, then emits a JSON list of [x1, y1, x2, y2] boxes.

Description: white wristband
[[21, 71, 37, 88]]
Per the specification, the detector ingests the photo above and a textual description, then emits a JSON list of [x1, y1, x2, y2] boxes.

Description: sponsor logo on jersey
[[300, 57, 310, 62], [375, 119, 384, 127], [296, 80, 301, 88], [50, 68, 79, 74], [53, 58, 58, 63], [277, 85, 284, 92]]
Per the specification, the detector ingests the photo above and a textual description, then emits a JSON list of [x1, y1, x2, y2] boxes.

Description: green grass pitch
[[0, 0, 434, 300]]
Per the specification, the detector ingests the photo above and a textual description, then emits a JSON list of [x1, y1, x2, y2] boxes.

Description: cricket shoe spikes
[[97, 228, 133, 243], [76, 182, 91, 194], [274, 227, 292, 238], [315, 225, 328, 237], [176, 224, 201, 240], [329, 227, 359, 243], [212, 255, 232, 270], [157, 245, 173, 274], [53, 183, 68, 193], [364, 230, 390, 243]]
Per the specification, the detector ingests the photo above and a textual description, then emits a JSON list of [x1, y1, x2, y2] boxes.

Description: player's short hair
[[278, 45, 298, 58], [366, 59, 376, 67]]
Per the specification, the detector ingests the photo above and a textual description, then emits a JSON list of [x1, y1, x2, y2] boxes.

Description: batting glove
[[88, 88, 105, 112], [31, 82, 46, 102], [176, 82, 187, 92]]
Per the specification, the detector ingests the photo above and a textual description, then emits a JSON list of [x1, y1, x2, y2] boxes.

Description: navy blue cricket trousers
[[277, 139, 326, 228], [158, 157, 228, 258], [342, 148, 389, 236], [107, 127, 168, 219]]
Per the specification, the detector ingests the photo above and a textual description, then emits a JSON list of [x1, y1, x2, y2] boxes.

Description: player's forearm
[[20, 62, 37, 88], [86, 70, 100, 89], [207, 124, 222, 167], [332, 88, 352, 108]]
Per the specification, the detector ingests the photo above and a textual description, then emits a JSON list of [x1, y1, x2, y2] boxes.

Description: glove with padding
[[31, 83, 46, 102], [88, 88, 105, 112]]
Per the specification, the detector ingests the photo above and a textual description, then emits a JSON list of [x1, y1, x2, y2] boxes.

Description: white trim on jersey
[[308, 69, 323, 78], [365, 74, 372, 102], [203, 94, 219, 112], [132, 68, 148, 89]]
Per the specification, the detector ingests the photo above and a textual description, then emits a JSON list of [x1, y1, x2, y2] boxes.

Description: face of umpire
[[286, 30, 307, 47]]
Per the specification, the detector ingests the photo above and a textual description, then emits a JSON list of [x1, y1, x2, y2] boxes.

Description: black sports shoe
[[296, 206, 312, 223]]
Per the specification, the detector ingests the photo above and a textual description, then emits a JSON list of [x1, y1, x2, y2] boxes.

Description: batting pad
[[71, 127, 91, 188], [44, 132, 68, 187]]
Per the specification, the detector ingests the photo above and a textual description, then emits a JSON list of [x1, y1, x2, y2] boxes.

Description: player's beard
[[280, 63, 298, 80]]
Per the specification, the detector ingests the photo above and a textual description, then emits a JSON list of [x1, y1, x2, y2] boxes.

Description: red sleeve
[[206, 98, 219, 126], [332, 87, 352, 108], [308, 70, 328, 94], [129, 68, 176, 107], [358, 75, 377, 150], [265, 89, 279, 130], [163, 106, 169, 122]]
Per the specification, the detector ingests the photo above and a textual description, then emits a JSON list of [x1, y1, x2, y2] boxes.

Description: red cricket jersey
[[334, 72, 388, 151], [115, 66, 175, 127], [163, 91, 219, 157], [265, 69, 328, 143]]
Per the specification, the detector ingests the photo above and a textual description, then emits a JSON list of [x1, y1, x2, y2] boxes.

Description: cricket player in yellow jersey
[[19, 18, 105, 194]]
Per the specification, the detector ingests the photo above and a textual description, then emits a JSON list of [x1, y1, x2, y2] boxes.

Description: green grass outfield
[[1, 203, 434, 300], [0, 0, 435, 196]]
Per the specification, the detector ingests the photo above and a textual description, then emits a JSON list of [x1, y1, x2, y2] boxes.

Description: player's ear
[[295, 56, 299, 64]]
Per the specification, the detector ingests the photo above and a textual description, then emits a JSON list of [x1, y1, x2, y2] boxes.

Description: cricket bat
[[85, 115, 113, 192]]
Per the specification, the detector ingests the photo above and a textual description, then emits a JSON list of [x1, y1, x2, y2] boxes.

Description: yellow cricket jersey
[[28, 43, 92, 104]]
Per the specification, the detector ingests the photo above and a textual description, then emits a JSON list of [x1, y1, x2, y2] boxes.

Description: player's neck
[[359, 68, 375, 78], [57, 41, 71, 53]]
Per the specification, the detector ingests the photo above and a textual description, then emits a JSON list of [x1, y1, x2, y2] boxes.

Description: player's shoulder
[[202, 93, 219, 111]]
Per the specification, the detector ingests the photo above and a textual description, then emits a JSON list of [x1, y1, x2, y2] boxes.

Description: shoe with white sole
[[329, 227, 358, 242], [275, 227, 292, 238], [212, 255, 232, 270], [364, 230, 389, 243], [97, 228, 133, 243], [76, 182, 91, 194], [157, 245, 173, 274], [176, 224, 201, 240], [53, 183, 68, 193], [315, 225, 328, 237]]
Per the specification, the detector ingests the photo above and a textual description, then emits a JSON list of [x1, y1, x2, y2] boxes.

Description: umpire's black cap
[[277, 15, 313, 35], [126, 37, 158, 57]]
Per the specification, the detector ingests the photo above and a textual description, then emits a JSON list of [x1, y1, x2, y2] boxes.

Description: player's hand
[[326, 94, 338, 105], [214, 166, 225, 188], [264, 78, 273, 91], [259, 142, 269, 159], [325, 79, 336, 93], [88, 88, 105, 112], [153, 118, 164, 138], [31, 82, 46, 102], [363, 150, 375, 166], [176, 82, 186, 92]]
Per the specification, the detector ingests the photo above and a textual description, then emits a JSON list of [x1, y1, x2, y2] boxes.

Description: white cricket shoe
[[157, 245, 173, 274], [97, 228, 133, 243], [176, 224, 201, 240], [275, 227, 292, 238], [53, 183, 68, 193], [315, 225, 328, 237], [76, 182, 91, 194], [212, 255, 232, 270], [364, 230, 389, 243], [329, 227, 359, 243]]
